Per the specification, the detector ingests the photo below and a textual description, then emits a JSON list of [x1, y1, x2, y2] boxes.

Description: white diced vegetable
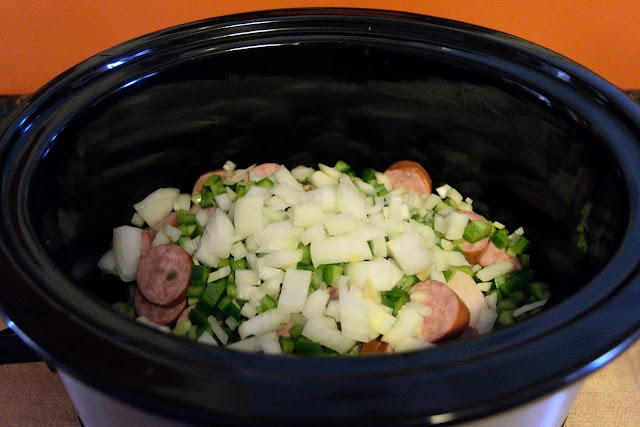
[[513, 299, 548, 317], [235, 269, 260, 286], [300, 223, 326, 245], [324, 213, 356, 236], [234, 195, 265, 237], [237, 310, 291, 340], [208, 265, 231, 282], [230, 241, 247, 259], [262, 250, 303, 269], [476, 261, 514, 282], [335, 175, 366, 220], [133, 188, 180, 229], [291, 165, 315, 182], [302, 289, 330, 319], [214, 192, 233, 212], [241, 303, 258, 318], [345, 259, 403, 292], [97, 249, 117, 275], [277, 269, 312, 313], [339, 282, 374, 342], [301, 317, 356, 354], [310, 235, 372, 267], [310, 170, 339, 188], [475, 308, 498, 334], [208, 316, 229, 345], [387, 232, 433, 276], [130, 212, 145, 227], [370, 237, 387, 257], [258, 266, 285, 282], [112, 226, 142, 282], [272, 165, 304, 191], [290, 202, 325, 227]]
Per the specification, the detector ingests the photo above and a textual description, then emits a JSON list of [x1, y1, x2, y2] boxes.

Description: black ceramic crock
[[1, 8, 640, 425]]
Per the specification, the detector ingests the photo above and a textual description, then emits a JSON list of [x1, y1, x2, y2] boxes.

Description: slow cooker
[[1, 8, 639, 426]]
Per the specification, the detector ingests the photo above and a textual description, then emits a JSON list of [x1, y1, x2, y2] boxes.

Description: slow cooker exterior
[[1, 9, 640, 425]]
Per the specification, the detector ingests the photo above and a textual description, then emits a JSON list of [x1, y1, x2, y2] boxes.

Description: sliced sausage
[[134, 289, 187, 326], [276, 324, 293, 338], [192, 169, 225, 196], [478, 242, 522, 271], [249, 163, 280, 181], [189, 205, 217, 216], [140, 229, 154, 258], [409, 280, 470, 343], [159, 211, 178, 228], [176, 304, 195, 325], [457, 211, 491, 264], [326, 287, 340, 301], [136, 244, 193, 306], [361, 338, 393, 354], [384, 160, 432, 195]]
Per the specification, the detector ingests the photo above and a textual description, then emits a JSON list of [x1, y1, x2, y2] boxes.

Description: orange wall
[[2, 1, 639, 94]]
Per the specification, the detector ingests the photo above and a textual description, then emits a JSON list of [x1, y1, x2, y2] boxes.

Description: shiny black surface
[[1, 8, 640, 425]]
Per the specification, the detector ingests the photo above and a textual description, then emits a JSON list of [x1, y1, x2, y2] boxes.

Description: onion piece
[[112, 226, 142, 282], [237, 310, 291, 340], [133, 188, 180, 229], [277, 269, 312, 314], [301, 317, 356, 354]]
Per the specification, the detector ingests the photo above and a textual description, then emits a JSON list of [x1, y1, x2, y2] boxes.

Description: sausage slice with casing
[[136, 244, 192, 306], [384, 160, 432, 195], [409, 280, 470, 343]]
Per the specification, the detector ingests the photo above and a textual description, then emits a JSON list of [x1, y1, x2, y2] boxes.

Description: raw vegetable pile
[[99, 160, 550, 355]]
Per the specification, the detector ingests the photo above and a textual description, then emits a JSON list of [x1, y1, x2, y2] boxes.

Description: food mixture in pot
[[99, 160, 549, 355]]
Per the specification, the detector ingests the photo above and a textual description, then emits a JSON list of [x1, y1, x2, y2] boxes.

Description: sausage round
[[192, 169, 225, 196], [140, 229, 154, 258], [478, 241, 522, 271], [361, 338, 393, 354], [134, 289, 187, 326], [249, 163, 280, 181], [458, 211, 491, 265], [409, 280, 470, 343], [176, 304, 195, 325], [136, 244, 193, 306], [384, 160, 432, 195]]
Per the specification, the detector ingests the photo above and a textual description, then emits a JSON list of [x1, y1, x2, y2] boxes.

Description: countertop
[[1, 92, 639, 425]]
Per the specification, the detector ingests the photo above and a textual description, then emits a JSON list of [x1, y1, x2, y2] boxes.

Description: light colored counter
[[1, 316, 639, 425]]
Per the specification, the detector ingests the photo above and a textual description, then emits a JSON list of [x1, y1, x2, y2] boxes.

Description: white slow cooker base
[[59, 370, 584, 426]]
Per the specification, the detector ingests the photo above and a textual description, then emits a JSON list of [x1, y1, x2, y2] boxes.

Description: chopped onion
[[230, 241, 247, 259], [238, 309, 291, 340], [324, 213, 356, 236], [234, 195, 265, 237], [336, 175, 365, 220], [214, 193, 233, 212], [310, 235, 372, 267], [130, 212, 145, 227], [300, 223, 326, 245], [302, 289, 330, 319], [387, 232, 433, 276], [261, 250, 303, 269], [301, 317, 356, 354], [112, 226, 142, 282], [476, 261, 514, 282], [97, 249, 117, 275], [345, 259, 403, 292], [310, 170, 339, 188], [133, 188, 180, 229], [235, 269, 260, 286], [277, 269, 312, 313], [272, 165, 304, 191], [513, 299, 548, 317], [291, 165, 315, 182]]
